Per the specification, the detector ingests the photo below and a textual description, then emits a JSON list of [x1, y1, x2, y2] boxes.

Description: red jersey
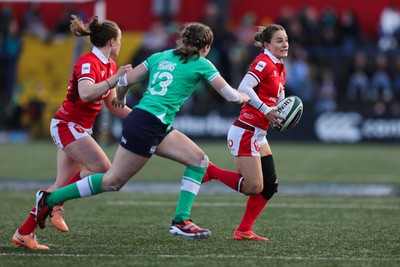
[[54, 47, 117, 129], [238, 51, 286, 130]]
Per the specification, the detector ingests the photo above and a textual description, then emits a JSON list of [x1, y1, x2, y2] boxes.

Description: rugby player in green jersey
[[35, 22, 249, 246]]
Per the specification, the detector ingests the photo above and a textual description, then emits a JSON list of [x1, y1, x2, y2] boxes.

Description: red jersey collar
[[92, 47, 110, 64], [264, 49, 284, 64]]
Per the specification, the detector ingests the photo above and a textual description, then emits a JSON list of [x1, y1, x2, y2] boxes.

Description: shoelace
[[183, 221, 201, 231]]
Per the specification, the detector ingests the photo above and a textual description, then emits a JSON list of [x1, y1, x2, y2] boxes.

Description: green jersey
[[135, 49, 220, 126]]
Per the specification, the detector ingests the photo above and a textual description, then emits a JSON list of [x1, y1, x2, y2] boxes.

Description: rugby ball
[[273, 96, 303, 132]]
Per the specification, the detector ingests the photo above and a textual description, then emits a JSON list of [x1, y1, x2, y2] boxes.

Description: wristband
[[105, 79, 112, 89], [118, 74, 128, 87], [258, 103, 274, 115]]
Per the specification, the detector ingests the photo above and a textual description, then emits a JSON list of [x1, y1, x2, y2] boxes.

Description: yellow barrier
[[16, 32, 143, 137]]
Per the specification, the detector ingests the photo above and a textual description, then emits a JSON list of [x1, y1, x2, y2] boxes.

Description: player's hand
[[116, 64, 133, 77], [234, 92, 250, 104], [112, 97, 126, 108], [266, 106, 285, 129]]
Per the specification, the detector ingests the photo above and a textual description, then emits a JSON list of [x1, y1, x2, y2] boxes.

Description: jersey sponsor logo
[[255, 61, 266, 72], [228, 139, 233, 148], [59, 106, 69, 115], [15, 236, 25, 243], [101, 70, 105, 77], [315, 112, 362, 143], [158, 60, 176, 72], [73, 125, 85, 134], [242, 112, 254, 120], [82, 63, 91, 74], [149, 145, 157, 154], [253, 140, 259, 152]]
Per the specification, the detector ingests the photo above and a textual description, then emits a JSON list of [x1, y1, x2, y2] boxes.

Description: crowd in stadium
[[127, 2, 400, 117], [1, 1, 400, 137]]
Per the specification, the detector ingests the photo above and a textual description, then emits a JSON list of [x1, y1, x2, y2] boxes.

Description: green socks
[[47, 173, 104, 207], [45, 166, 206, 224], [173, 165, 206, 222]]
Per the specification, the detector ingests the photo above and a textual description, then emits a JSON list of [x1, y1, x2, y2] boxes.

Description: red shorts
[[50, 119, 92, 149], [227, 119, 268, 157]]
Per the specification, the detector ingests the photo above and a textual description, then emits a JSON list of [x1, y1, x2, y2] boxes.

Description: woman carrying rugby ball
[[203, 24, 288, 241]]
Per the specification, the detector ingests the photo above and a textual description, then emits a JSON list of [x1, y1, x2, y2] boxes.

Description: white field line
[[106, 200, 400, 210], [0, 253, 399, 262]]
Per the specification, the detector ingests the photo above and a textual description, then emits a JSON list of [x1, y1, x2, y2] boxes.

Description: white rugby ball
[[273, 95, 303, 132]]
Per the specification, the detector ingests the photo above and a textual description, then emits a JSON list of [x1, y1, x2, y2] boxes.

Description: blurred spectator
[[315, 68, 337, 113], [319, 5, 340, 46], [152, 0, 180, 25], [130, 20, 170, 67], [346, 51, 370, 102], [128, 21, 173, 108], [277, 5, 295, 31], [370, 53, 393, 103], [298, 5, 321, 45], [201, 1, 234, 78], [339, 9, 361, 53], [392, 54, 400, 102], [234, 12, 257, 48], [142, 21, 170, 52], [230, 12, 257, 85], [0, 3, 11, 38], [0, 18, 22, 105], [389, 56, 400, 115], [19, 83, 48, 137], [286, 17, 306, 46], [48, 4, 77, 43], [22, 3, 49, 42], [0, 2, 23, 131], [209, 0, 232, 23], [285, 47, 314, 104], [200, 1, 235, 109], [378, 3, 400, 51]]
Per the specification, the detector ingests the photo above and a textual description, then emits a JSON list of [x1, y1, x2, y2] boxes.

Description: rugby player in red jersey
[[12, 15, 132, 250], [203, 24, 288, 241]]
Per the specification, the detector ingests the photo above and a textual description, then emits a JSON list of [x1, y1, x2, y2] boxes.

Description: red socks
[[18, 208, 37, 235], [205, 162, 242, 191], [236, 194, 268, 232], [204, 162, 268, 232], [65, 171, 81, 186], [17, 171, 81, 235], [59, 171, 81, 206]]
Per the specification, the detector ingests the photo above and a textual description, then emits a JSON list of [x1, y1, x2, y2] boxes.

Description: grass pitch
[[0, 192, 399, 267], [0, 140, 399, 184], [0, 140, 399, 266]]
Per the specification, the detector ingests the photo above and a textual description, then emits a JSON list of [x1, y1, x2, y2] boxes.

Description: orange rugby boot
[[12, 230, 49, 250], [49, 205, 69, 232], [233, 229, 269, 241]]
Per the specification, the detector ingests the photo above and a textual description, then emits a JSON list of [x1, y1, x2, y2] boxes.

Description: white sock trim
[[181, 176, 201, 195], [76, 176, 93, 197], [237, 177, 244, 192]]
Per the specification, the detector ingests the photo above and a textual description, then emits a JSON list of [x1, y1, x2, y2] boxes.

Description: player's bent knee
[[243, 182, 263, 195], [261, 182, 278, 199], [200, 155, 209, 168], [260, 155, 278, 200], [105, 186, 119, 192]]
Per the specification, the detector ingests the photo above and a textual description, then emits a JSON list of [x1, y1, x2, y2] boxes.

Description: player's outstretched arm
[[210, 76, 250, 104]]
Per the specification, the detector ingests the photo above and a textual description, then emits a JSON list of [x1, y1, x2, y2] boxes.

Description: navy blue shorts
[[120, 108, 172, 158]]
